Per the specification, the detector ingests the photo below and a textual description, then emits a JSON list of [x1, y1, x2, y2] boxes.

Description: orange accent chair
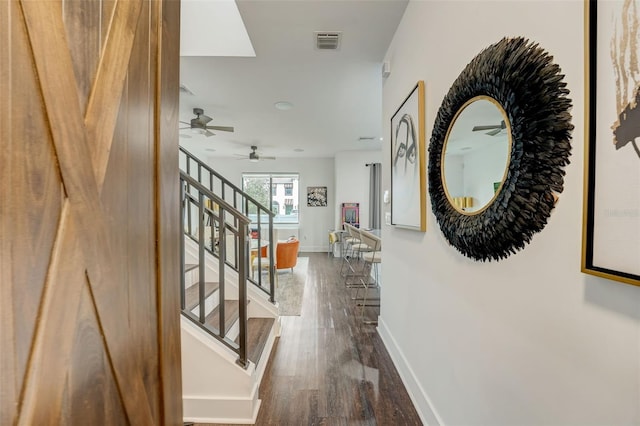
[[275, 238, 300, 272], [252, 238, 300, 277]]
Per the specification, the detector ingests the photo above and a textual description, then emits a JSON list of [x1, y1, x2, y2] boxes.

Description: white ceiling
[[178, 0, 409, 160]]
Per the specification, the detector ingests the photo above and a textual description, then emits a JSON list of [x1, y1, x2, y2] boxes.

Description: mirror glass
[[442, 96, 511, 214]]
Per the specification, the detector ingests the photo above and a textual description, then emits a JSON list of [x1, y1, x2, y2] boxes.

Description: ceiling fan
[[235, 145, 276, 162], [180, 107, 234, 137], [472, 120, 506, 136]]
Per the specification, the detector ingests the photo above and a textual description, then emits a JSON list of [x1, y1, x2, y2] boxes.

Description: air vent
[[315, 32, 341, 50], [179, 83, 195, 96]]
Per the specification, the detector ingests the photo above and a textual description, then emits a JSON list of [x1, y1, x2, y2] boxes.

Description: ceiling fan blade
[[486, 128, 501, 136], [199, 114, 213, 124], [261, 156, 276, 160], [205, 125, 234, 132], [204, 129, 215, 137], [472, 124, 501, 131], [179, 121, 191, 125], [179, 126, 191, 130]]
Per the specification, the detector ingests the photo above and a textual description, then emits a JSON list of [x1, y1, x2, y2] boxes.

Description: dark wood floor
[[199, 252, 422, 425]]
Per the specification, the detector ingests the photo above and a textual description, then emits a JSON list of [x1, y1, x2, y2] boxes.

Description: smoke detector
[[315, 32, 341, 50]]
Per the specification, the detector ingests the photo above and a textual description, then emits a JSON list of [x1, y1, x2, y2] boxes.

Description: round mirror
[[442, 96, 511, 214], [428, 37, 574, 261]]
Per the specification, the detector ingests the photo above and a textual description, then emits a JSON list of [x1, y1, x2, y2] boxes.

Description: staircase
[[179, 148, 279, 424]]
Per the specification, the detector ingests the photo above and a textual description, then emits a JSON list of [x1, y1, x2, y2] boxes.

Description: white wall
[[205, 156, 335, 252], [380, 1, 640, 425], [334, 150, 383, 230]]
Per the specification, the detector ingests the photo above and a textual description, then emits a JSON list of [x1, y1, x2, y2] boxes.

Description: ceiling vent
[[315, 32, 341, 50]]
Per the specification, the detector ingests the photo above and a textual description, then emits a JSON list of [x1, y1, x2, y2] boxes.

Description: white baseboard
[[377, 317, 444, 426], [183, 396, 261, 424]]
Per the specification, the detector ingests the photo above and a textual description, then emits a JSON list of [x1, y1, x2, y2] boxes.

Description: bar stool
[[340, 223, 368, 284], [342, 225, 372, 284], [327, 230, 339, 257], [353, 230, 381, 324], [339, 223, 359, 276]]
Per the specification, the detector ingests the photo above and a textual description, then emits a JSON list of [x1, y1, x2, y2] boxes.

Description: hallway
[[203, 252, 422, 425]]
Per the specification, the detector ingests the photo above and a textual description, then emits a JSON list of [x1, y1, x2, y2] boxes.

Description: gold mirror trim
[[440, 95, 512, 216]]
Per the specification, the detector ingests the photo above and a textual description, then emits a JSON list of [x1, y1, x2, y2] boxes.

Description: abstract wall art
[[583, 0, 640, 285]]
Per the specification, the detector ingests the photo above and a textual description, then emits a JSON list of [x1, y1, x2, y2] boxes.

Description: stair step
[[184, 281, 220, 312], [236, 317, 275, 365], [184, 263, 198, 273], [205, 300, 241, 334]]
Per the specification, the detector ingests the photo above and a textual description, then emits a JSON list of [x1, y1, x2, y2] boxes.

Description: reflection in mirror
[[442, 96, 511, 214]]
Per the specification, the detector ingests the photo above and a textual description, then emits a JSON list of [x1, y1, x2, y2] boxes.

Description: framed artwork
[[307, 186, 327, 207], [391, 80, 426, 231], [582, 0, 640, 286], [341, 203, 359, 228]]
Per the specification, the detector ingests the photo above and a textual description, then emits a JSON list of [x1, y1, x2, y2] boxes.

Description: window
[[242, 173, 299, 224]]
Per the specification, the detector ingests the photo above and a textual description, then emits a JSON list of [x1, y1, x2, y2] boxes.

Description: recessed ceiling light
[[274, 101, 293, 111], [293, 148, 304, 152]]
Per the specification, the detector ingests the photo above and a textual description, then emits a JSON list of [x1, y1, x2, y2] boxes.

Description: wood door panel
[[0, 3, 16, 423], [125, 13, 161, 414], [101, 0, 117, 44], [85, 0, 143, 191], [18, 207, 86, 425], [4, 0, 65, 410], [157, 0, 183, 422], [68, 281, 128, 425], [62, 0, 102, 114], [1, 0, 183, 423]]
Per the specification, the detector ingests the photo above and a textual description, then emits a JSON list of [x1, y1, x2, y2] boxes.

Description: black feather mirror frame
[[428, 37, 574, 261]]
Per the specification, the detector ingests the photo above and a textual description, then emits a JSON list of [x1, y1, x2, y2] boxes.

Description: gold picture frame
[[582, 0, 640, 286]]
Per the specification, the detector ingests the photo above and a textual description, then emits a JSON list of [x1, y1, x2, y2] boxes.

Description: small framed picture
[[307, 186, 327, 207]]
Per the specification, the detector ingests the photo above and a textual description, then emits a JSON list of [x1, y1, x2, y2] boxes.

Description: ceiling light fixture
[[274, 101, 293, 111]]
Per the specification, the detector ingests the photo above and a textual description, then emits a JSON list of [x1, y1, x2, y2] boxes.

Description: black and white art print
[[390, 81, 426, 231]]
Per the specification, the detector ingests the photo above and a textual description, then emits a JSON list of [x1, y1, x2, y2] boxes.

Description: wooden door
[[0, 0, 182, 424]]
